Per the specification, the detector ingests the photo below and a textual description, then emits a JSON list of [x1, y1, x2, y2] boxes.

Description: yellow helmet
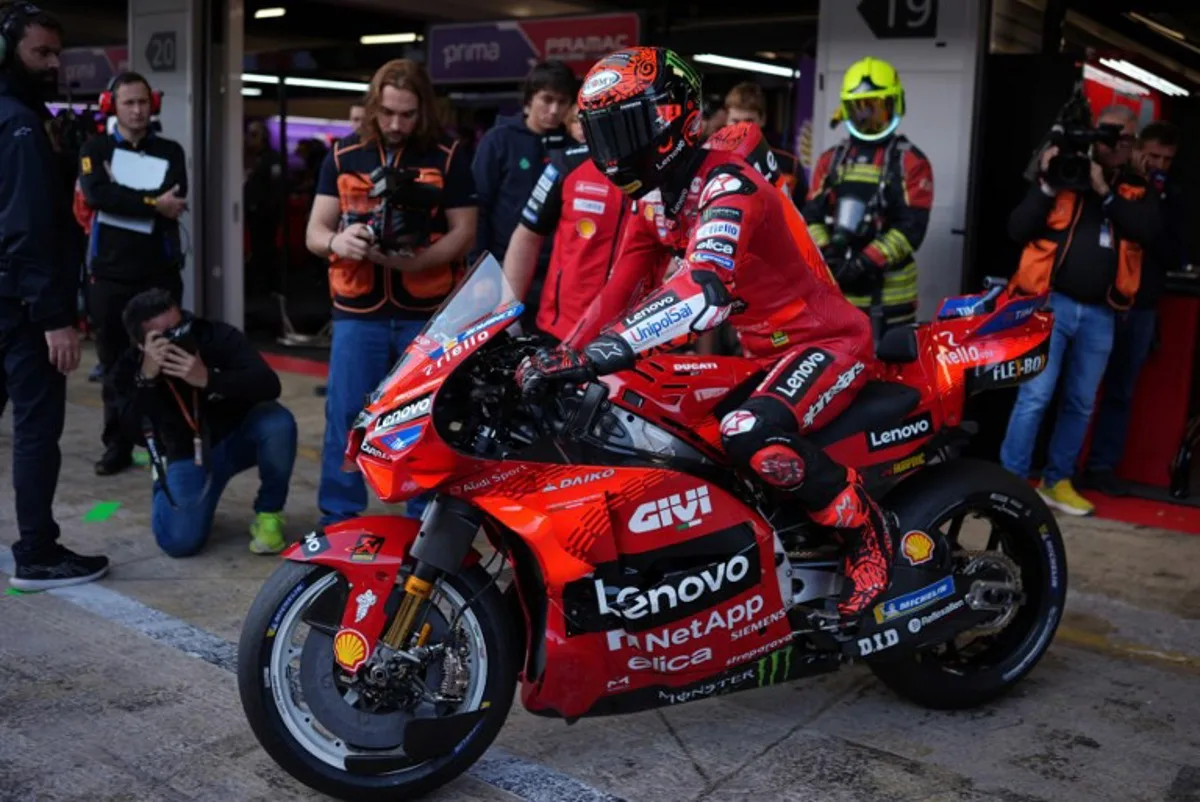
[[839, 57, 905, 141]]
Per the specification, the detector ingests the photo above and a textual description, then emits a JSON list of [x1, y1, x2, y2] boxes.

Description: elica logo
[[936, 345, 985, 366], [624, 293, 678, 328], [629, 303, 694, 345], [772, 349, 829, 399], [627, 647, 712, 673], [629, 486, 712, 533], [542, 468, 615, 493], [594, 549, 752, 623], [991, 354, 1045, 382], [695, 237, 734, 255], [378, 395, 431, 429], [866, 412, 934, 452]]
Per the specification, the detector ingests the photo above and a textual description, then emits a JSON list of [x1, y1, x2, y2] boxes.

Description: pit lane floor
[[2, 349, 1200, 802]]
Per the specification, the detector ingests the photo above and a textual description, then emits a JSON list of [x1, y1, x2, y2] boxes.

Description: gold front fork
[[380, 574, 434, 650]]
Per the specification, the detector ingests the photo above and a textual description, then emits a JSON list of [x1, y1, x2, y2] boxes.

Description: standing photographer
[[305, 59, 476, 526], [1000, 104, 1160, 517], [107, 288, 297, 557], [78, 71, 188, 477], [1, 2, 109, 590]]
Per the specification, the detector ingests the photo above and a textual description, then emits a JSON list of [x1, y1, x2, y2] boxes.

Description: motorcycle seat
[[876, 325, 919, 364], [807, 380, 922, 448]]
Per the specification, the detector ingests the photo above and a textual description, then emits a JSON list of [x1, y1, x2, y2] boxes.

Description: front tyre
[[237, 561, 518, 801], [872, 459, 1068, 710]]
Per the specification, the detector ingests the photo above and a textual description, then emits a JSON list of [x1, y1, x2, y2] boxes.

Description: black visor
[[580, 98, 659, 193]]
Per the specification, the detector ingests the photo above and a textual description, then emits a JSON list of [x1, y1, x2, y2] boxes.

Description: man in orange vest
[[1000, 104, 1159, 516]]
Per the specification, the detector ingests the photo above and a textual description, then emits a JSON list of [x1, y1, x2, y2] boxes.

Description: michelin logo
[[873, 577, 954, 624]]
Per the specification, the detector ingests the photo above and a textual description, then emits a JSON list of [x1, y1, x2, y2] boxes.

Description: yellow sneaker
[[1037, 479, 1094, 517], [249, 512, 286, 554]]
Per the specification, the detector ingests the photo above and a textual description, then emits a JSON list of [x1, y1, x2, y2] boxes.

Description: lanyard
[[164, 379, 203, 467]]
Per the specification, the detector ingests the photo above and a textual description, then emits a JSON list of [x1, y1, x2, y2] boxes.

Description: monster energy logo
[[756, 646, 794, 687], [665, 50, 702, 94]]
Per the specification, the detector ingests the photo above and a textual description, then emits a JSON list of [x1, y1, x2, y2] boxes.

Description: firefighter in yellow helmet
[[803, 57, 934, 337]]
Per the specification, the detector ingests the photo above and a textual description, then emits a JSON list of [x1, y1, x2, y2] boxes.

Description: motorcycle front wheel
[[237, 560, 518, 801], [871, 458, 1068, 710]]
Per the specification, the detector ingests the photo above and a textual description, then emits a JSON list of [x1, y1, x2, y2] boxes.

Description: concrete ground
[[2, 346, 1200, 802]]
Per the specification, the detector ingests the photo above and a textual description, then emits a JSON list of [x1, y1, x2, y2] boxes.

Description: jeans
[[1000, 292, 1115, 485], [1087, 307, 1157, 473], [152, 402, 297, 558], [1, 301, 67, 564], [319, 317, 429, 526]]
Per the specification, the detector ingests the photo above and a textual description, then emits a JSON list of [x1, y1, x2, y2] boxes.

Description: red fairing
[[569, 149, 871, 365], [283, 516, 480, 673]]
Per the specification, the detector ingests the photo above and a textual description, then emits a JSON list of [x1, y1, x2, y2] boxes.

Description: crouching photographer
[[999, 99, 1160, 517], [107, 289, 298, 557]]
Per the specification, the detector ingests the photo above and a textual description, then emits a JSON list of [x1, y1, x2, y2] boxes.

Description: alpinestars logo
[[628, 487, 712, 533], [803, 361, 865, 428]]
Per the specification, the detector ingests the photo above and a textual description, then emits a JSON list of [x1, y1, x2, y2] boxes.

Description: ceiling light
[[254, 7, 286, 19], [1083, 64, 1149, 96], [1099, 58, 1189, 96], [241, 86, 263, 96], [1126, 12, 1184, 41], [693, 53, 799, 79], [242, 73, 370, 93], [360, 32, 421, 45]]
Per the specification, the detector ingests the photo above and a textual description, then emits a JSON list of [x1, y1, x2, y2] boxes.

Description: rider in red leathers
[[517, 47, 894, 625]]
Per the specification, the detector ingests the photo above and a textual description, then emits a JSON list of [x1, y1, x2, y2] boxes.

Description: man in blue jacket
[[472, 60, 575, 328], [0, 2, 109, 589]]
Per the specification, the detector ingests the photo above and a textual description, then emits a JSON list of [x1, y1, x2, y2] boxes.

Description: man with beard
[[78, 71, 188, 476], [0, 2, 109, 589], [305, 59, 476, 526]]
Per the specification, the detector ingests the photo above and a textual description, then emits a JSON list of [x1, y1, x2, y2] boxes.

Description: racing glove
[[516, 334, 635, 397], [834, 250, 883, 297]]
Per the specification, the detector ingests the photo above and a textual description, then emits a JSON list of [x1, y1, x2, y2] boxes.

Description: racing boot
[[809, 470, 895, 624]]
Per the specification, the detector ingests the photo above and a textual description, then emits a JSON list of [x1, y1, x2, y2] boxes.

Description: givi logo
[[628, 487, 712, 533]]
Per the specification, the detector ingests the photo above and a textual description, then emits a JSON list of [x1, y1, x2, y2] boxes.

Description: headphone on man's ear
[[99, 72, 164, 117], [0, 2, 44, 68]]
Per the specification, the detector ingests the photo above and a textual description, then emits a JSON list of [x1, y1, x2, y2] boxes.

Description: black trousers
[[0, 299, 67, 563], [88, 273, 183, 457]]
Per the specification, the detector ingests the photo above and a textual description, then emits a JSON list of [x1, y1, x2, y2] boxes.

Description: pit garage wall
[[813, 0, 988, 318], [129, 0, 245, 327]]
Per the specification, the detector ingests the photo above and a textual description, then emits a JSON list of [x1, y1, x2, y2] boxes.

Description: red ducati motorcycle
[[238, 254, 1067, 800]]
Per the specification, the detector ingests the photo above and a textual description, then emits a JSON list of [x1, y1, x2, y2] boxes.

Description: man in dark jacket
[[107, 289, 297, 558], [1081, 120, 1185, 496], [78, 71, 188, 476], [0, 3, 109, 590], [472, 60, 575, 328], [1000, 105, 1160, 517]]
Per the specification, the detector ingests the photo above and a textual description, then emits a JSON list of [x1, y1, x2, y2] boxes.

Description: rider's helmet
[[577, 47, 704, 199], [839, 56, 905, 142]]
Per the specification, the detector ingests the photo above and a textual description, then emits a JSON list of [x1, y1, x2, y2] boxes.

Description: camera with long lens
[[1032, 82, 1122, 192], [346, 165, 444, 253]]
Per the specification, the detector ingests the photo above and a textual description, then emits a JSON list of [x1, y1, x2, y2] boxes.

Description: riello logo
[[628, 487, 712, 533]]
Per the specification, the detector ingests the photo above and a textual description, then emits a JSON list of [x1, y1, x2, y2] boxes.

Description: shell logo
[[900, 531, 935, 566], [333, 628, 370, 671], [576, 218, 597, 239]]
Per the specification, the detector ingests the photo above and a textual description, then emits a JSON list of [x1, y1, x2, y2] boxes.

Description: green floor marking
[[83, 501, 122, 523]]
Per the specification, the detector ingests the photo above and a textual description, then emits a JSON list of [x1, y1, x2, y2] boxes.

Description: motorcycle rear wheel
[[871, 458, 1067, 710], [237, 560, 518, 801]]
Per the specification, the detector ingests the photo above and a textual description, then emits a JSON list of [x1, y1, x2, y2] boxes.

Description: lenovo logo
[[866, 412, 934, 452], [770, 348, 830, 400]]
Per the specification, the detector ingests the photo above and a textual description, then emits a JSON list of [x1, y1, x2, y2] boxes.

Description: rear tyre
[[237, 561, 518, 801], [871, 459, 1067, 710]]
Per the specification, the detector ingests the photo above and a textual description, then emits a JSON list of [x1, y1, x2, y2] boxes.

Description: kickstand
[[274, 292, 331, 349]]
